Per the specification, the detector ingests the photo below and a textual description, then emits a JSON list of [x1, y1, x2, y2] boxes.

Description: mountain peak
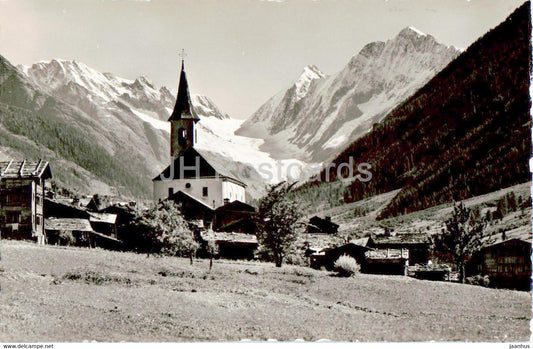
[[133, 75, 155, 90], [396, 26, 430, 40], [294, 65, 326, 101]]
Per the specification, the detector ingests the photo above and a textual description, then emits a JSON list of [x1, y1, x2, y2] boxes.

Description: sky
[[0, 0, 526, 119]]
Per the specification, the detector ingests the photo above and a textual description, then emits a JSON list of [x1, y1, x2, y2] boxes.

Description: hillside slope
[[297, 1, 531, 219]]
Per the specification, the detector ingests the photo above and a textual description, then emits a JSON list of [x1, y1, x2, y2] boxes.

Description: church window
[[168, 188, 174, 197], [202, 187, 208, 197], [185, 183, 191, 189], [178, 128, 188, 145]]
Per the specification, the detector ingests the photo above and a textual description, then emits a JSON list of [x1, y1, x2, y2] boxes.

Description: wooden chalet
[[45, 198, 119, 244], [310, 241, 370, 270], [45, 217, 122, 250], [0, 160, 52, 244], [100, 203, 137, 241], [167, 190, 215, 228], [213, 200, 256, 234], [466, 226, 532, 290], [89, 212, 118, 239], [364, 248, 410, 274], [367, 233, 430, 266], [307, 216, 339, 235], [200, 230, 258, 260]]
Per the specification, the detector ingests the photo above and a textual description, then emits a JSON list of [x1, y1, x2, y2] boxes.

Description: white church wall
[[153, 178, 223, 208], [222, 180, 246, 203]]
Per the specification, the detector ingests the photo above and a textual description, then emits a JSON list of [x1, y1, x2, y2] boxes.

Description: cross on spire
[[179, 49, 187, 62]]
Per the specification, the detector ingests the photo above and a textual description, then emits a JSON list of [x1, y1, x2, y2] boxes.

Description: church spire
[[168, 58, 200, 122]]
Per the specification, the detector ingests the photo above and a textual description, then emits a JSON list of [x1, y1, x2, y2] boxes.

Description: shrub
[[124, 201, 199, 261], [466, 274, 491, 287], [334, 254, 360, 277]]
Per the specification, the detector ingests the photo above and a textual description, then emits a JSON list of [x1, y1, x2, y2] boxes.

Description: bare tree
[[255, 182, 305, 267]]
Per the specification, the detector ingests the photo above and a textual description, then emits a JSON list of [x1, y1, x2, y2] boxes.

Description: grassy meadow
[[0, 240, 530, 342]]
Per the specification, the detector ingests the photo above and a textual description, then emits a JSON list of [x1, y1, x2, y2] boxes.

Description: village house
[[310, 241, 370, 270], [367, 232, 430, 266], [45, 217, 122, 250], [466, 226, 532, 290], [167, 190, 215, 229], [307, 216, 339, 235], [310, 233, 430, 275], [0, 160, 52, 244], [44, 197, 119, 245], [213, 200, 256, 234], [152, 60, 246, 209], [200, 230, 258, 260]]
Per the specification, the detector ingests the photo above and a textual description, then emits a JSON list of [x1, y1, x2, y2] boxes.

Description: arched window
[[178, 127, 187, 145]]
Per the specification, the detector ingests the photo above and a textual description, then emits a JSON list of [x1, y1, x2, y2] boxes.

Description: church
[[152, 60, 246, 208]]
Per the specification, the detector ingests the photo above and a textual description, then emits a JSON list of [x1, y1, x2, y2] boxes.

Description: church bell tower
[[169, 59, 200, 158]]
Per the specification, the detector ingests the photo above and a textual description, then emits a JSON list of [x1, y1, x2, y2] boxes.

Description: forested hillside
[[297, 1, 531, 219]]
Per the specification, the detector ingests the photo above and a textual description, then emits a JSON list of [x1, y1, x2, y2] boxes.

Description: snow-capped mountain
[[6, 58, 311, 199], [236, 27, 461, 163]]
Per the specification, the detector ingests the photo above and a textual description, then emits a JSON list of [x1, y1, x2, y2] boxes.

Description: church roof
[[152, 147, 246, 187], [168, 60, 200, 122]]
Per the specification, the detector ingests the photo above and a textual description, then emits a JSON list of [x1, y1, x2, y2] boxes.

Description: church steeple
[[169, 59, 200, 122], [170, 58, 200, 158]]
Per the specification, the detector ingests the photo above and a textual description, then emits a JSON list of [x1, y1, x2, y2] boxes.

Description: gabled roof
[[309, 216, 340, 229], [479, 225, 532, 250], [152, 147, 246, 187], [168, 190, 215, 212], [89, 212, 118, 224], [45, 218, 93, 232], [350, 237, 370, 247], [201, 230, 258, 244], [0, 160, 52, 180], [215, 200, 256, 213], [168, 60, 200, 122], [369, 233, 430, 245]]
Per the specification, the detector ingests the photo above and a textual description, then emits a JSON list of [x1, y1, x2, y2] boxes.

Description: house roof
[[215, 200, 256, 213], [152, 147, 246, 187], [168, 190, 215, 212], [0, 160, 52, 180], [309, 216, 340, 229], [350, 237, 370, 247], [480, 225, 532, 250], [168, 60, 200, 122], [89, 212, 118, 224], [44, 198, 90, 219], [45, 218, 93, 232], [365, 248, 409, 260], [86, 195, 112, 212], [200, 230, 258, 244], [369, 233, 430, 245]]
